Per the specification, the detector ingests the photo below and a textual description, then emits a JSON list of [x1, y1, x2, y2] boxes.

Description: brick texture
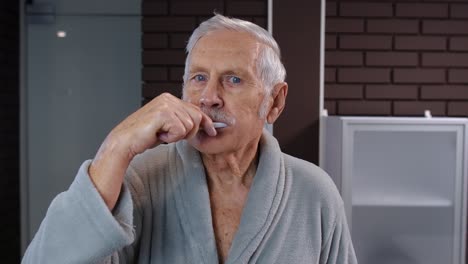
[[421, 85, 468, 100], [142, 2, 168, 15], [326, 51, 363, 66], [396, 3, 448, 18], [366, 85, 418, 100], [367, 19, 419, 34], [142, 17, 196, 32], [394, 69, 446, 83], [325, 84, 363, 99], [327, 2, 337, 17], [326, 18, 364, 33], [170, 2, 224, 15], [326, 0, 468, 117], [423, 21, 468, 35], [448, 102, 468, 116], [142, 33, 168, 49], [394, 101, 446, 116], [0, 1, 19, 263], [395, 36, 446, 51], [325, 100, 337, 115], [338, 68, 391, 83], [340, 3, 392, 17], [142, 0, 267, 103], [338, 101, 392, 115], [450, 4, 468, 19], [450, 37, 468, 51], [340, 35, 392, 50], [366, 52, 418, 66], [326, 34, 337, 50], [325, 68, 336, 83], [143, 50, 186, 65], [449, 69, 468, 83], [423, 53, 468, 67], [142, 67, 168, 81]]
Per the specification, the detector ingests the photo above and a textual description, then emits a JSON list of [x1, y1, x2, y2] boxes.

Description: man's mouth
[[201, 107, 235, 128], [198, 121, 228, 135]]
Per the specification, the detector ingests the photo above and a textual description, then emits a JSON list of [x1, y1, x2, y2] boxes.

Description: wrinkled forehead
[[189, 30, 262, 70], [194, 29, 261, 52]]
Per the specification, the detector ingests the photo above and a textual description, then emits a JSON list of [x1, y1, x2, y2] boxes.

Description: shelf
[[324, 117, 468, 264], [353, 195, 452, 208]]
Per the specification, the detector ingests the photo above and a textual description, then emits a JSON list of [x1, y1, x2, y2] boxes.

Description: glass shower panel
[[351, 129, 456, 264], [26, 16, 140, 241]]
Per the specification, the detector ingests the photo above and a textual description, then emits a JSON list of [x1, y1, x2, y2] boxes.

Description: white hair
[[183, 14, 286, 104]]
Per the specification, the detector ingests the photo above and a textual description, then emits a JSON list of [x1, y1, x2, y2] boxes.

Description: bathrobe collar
[[171, 130, 286, 264]]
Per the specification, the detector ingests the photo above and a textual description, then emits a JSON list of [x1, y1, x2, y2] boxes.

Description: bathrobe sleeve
[[319, 204, 358, 264], [21, 160, 138, 264]]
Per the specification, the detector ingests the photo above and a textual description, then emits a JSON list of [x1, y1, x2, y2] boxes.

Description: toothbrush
[[212, 122, 227, 129]]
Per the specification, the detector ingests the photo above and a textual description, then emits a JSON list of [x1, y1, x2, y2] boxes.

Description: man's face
[[183, 30, 268, 155]]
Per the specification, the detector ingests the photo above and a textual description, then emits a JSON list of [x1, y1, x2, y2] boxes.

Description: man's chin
[[187, 131, 227, 154]]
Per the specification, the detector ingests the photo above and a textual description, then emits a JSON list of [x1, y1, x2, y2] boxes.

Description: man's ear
[[266, 82, 288, 124]]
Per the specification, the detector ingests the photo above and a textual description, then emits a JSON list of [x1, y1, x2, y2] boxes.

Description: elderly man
[[23, 14, 357, 264]]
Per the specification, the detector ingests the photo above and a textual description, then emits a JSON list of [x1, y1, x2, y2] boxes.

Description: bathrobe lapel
[[226, 132, 286, 264], [172, 139, 219, 264], [172, 131, 286, 264]]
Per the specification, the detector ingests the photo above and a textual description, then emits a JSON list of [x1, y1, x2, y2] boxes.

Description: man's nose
[[199, 79, 223, 108]]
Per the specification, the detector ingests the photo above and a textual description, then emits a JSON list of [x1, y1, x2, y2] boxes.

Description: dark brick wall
[[142, 0, 267, 103], [0, 1, 20, 262], [325, 0, 468, 116]]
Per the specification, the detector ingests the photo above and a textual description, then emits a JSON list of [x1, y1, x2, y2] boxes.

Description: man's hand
[[88, 93, 216, 210]]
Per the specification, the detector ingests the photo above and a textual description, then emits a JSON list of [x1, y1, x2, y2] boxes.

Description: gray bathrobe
[[22, 131, 357, 264]]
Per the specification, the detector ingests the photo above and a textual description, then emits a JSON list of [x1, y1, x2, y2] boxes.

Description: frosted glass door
[[26, 16, 140, 242], [347, 125, 464, 264]]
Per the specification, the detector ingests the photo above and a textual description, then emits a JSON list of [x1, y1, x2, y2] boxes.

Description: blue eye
[[194, 75, 206, 82], [229, 76, 241, 84]]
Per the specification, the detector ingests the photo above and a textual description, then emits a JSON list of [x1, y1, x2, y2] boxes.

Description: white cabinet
[[323, 116, 467, 264]]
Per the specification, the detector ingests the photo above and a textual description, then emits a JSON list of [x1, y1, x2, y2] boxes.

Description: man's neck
[[201, 141, 260, 191]]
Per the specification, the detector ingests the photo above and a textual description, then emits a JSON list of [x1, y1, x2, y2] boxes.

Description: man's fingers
[[150, 94, 219, 144], [157, 117, 187, 143], [182, 102, 217, 137], [157, 132, 170, 142], [174, 110, 199, 139], [199, 113, 217, 137]]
